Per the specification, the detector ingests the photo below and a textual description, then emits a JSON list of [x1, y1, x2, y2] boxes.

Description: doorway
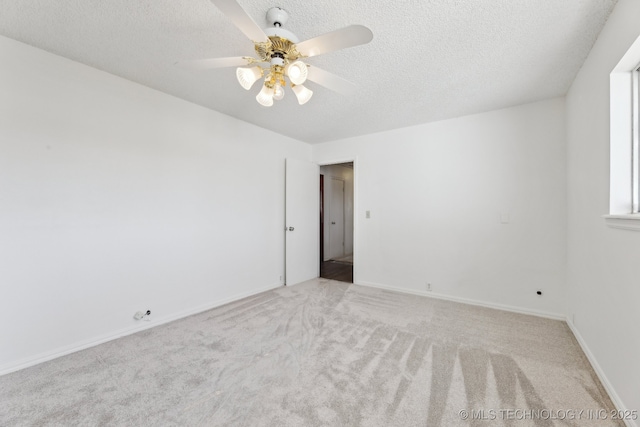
[[319, 162, 354, 283]]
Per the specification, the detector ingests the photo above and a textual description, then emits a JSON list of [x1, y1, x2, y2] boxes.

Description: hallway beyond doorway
[[319, 162, 354, 284], [320, 259, 353, 283]]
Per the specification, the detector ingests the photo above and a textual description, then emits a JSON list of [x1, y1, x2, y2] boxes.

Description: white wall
[[320, 164, 354, 260], [565, 0, 640, 419], [314, 98, 567, 317], [0, 36, 311, 373]]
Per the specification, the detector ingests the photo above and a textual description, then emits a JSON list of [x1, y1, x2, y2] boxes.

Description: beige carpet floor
[[0, 279, 622, 426]]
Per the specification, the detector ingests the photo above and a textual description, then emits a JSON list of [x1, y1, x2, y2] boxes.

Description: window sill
[[603, 214, 640, 231]]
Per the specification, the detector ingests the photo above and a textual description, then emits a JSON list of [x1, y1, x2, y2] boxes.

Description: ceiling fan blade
[[296, 25, 373, 58], [210, 0, 269, 43], [175, 56, 252, 70], [306, 66, 356, 96]]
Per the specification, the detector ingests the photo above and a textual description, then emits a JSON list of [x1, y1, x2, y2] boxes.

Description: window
[[633, 65, 640, 213], [606, 36, 640, 230]]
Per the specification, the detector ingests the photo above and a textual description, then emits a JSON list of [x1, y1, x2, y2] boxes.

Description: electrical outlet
[[134, 310, 151, 321], [426, 283, 432, 292]]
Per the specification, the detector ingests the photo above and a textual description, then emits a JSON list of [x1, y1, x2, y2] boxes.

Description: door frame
[[319, 175, 324, 264], [318, 157, 358, 284]]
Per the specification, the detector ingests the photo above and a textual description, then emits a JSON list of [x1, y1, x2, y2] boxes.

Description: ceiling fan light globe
[[292, 84, 313, 105], [236, 66, 263, 90], [256, 84, 274, 107], [287, 61, 308, 85], [273, 84, 285, 101]]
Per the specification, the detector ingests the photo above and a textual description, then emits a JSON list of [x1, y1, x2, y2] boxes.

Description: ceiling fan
[[176, 0, 373, 107]]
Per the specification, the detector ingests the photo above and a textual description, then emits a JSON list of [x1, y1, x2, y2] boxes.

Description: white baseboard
[[356, 280, 565, 320], [0, 282, 283, 376], [566, 320, 637, 427]]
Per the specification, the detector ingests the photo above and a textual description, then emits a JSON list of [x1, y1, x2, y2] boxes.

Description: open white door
[[285, 158, 319, 286]]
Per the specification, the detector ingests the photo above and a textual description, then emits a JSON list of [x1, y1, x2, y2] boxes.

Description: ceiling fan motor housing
[[262, 8, 299, 67]]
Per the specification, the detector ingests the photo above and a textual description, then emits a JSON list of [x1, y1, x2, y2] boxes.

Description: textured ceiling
[[0, 0, 618, 143]]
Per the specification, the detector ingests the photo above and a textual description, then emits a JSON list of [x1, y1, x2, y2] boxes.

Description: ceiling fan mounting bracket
[[266, 7, 289, 28]]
